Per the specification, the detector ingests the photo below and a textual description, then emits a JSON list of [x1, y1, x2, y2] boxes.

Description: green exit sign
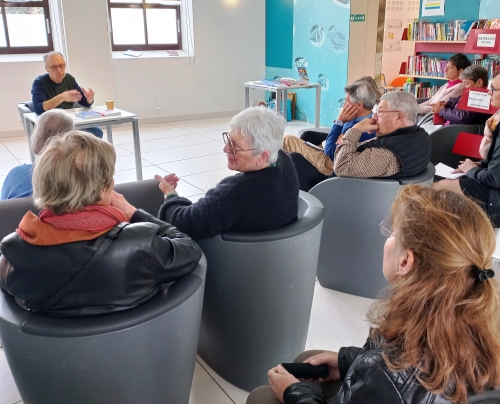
[[350, 14, 366, 22]]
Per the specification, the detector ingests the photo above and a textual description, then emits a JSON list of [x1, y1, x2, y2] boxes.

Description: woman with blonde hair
[[0, 130, 202, 317], [247, 185, 500, 404], [1, 109, 74, 200]]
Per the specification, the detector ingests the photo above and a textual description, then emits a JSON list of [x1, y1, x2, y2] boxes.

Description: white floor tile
[[181, 121, 231, 134], [196, 356, 249, 404], [7, 148, 31, 161], [175, 180, 204, 198], [1, 136, 28, 150], [120, 134, 216, 154], [189, 361, 235, 404], [0, 149, 18, 163], [198, 130, 225, 143], [115, 155, 153, 172], [157, 154, 229, 177], [113, 144, 133, 157], [137, 128, 198, 142], [284, 121, 328, 137], [0, 347, 22, 404], [182, 168, 236, 193], [305, 283, 374, 353], [187, 194, 205, 204], [0, 176, 6, 195], [114, 165, 169, 185], [141, 143, 223, 165], [17, 160, 31, 165]]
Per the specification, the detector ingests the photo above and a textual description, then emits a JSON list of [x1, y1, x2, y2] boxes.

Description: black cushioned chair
[[196, 191, 324, 392], [308, 163, 435, 299]]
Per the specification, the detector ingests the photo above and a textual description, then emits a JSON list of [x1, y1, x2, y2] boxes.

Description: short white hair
[[380, 92, 418, 124], [43, 51, 65, 66], [229, 107, 286, 165]]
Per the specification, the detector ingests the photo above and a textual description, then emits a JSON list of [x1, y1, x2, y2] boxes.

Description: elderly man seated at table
[[155, 107, 299, 240], [282, 78, 379, 191], [334, 91, 431, 180], [1, 109, 74, 200], [31, 51, 103, 139]]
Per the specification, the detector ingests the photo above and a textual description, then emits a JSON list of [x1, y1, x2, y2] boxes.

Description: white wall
[[0, 0, 265, 136]]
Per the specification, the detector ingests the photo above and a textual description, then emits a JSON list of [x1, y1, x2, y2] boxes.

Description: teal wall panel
[[419, 0, 479, 23], [266, 0, 294, 69], [479, 0, 500, 18]]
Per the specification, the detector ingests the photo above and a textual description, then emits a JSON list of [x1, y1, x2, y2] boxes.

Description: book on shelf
[[403, 81, 439, 98], [405, 19, 473, 41], [406, 55, 447, 77], [76, 111, 102, 119], [473, 58, 500, 81]]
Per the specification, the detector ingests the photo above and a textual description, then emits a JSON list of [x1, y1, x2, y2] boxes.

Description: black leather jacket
[[0, 209, 202, 317], [283, 337, 494, 404]]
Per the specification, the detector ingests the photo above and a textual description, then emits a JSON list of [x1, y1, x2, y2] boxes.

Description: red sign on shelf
[[463, 29, 500, 54]]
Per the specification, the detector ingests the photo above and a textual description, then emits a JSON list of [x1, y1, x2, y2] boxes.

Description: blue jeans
[[84, 127, 103, 139]]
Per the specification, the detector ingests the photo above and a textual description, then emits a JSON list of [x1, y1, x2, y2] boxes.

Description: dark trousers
[[84, 127, 104, 139], [300, 130, 329, 146], [246, 350, 343, 404], [289, 152, 332, 192]]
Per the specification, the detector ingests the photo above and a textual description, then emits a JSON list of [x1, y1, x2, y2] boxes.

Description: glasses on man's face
[[373, 106, 401, 116], [490, 84, 500, 93], [379, 218, 395, 237], [48, 63, 66, 72], [222, 132, 257, 155]]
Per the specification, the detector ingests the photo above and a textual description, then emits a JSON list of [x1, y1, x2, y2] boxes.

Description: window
[[0, 0, 53, 54], [108, 0, 181, 51]]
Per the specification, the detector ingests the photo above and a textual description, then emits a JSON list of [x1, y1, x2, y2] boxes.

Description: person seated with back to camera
[[1, 109, 74, 200], [246, 185, 500, 404], [417, 53, 471, 116], [333, 91, 431, 180], [0, 131, 202, 318], [434, 73, 500, 227], [155, 107, 299, 240], [31, 51, 103, 139], [282, 78, 379, 191]]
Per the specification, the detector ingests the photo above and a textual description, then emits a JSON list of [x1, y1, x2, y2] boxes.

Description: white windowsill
[[0, 53, 45, 63], [112, 50, 193, 59]]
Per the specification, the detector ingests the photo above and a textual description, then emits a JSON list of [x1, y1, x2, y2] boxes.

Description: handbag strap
[[32, 222, 129, 314]]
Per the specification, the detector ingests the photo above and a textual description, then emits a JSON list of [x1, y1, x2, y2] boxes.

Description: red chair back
[[451, 132, 483, 160]]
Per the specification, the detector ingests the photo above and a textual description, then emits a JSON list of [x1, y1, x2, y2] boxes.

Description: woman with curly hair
[[247, 185, 500, 404]]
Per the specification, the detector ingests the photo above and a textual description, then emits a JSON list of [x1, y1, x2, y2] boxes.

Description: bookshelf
[[399, 74, 448, 81]]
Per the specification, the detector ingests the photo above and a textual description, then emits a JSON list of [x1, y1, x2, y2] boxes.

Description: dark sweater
[[158, 150, 299, 240], [31, 73, 92, 115]]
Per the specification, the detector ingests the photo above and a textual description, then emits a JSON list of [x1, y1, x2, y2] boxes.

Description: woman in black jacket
[[0, 131, 202, 318], [246, 185, 500, 404]]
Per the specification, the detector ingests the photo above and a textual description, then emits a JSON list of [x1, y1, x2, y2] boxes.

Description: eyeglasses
[[373, 107, 401, 116], [490, 84, 500, 93], [222, 132, 256, 154], [47, 63, 66, 72], [379, 218, 395, 237]]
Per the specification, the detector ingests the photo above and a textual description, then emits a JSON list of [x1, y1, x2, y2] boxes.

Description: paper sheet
[[435, 163, 465, 179], [421, 0, 445, 17]]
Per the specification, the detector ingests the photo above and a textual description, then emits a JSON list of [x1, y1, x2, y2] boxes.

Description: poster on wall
[[384, 19, 403, 52], [421, 0, 445, 17]]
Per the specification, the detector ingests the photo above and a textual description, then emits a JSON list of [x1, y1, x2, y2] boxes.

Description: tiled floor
[[0, 116, 375, 404]]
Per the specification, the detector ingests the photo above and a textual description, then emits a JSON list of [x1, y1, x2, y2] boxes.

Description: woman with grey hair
[[0, 130, 202, 317], [1, 109, 74, 200], [430, 64, 491, 125], [155, 106, 299, 239]]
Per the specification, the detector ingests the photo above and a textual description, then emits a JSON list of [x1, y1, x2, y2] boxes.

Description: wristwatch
[[334, 119, 344, 126]]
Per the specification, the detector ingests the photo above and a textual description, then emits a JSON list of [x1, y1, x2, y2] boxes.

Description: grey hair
[[354, 76, 382, 104], [345, 80, 379, 110], [229, 107, 286, 165], [380, 91, 418, 124], [43, 51, 65, 66], [31, 109, 74, 154], [460, 65, 489, 88]]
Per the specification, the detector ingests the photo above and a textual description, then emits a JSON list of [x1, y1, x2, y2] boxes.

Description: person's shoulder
[[64, 73, 76, 84], [33, 73, 49, 84], [6, 164, 33, 177]]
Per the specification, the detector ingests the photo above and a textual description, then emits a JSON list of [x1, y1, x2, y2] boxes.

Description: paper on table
[[435, 163, 465, 179]]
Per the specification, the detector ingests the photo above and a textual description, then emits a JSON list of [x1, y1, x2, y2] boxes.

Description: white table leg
[[106, 125, 113, 143], [283, 89, 288, 118], [245, 87, 250, 109], [26, 118, 35, 163], [276, 89, 283, 117], [315, 85, 321, 128], [131, 118, 143, 181]]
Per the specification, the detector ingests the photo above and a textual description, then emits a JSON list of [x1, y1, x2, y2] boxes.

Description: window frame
[[0, 0, 54, 55], [107, 0, 182, 52]]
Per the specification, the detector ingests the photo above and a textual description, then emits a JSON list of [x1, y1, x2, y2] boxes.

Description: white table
[[244, 81, 321, 128], [23, 106, 143, 180]]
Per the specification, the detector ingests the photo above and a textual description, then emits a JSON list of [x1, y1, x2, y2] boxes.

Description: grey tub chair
[[196, 191, 324, 392], [0, 256, 206, 404], [309, 163, 434, 299]]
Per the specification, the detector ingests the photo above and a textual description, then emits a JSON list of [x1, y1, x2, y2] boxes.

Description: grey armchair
[[196, 191, 324, 391], [309, 164, 435, 299]]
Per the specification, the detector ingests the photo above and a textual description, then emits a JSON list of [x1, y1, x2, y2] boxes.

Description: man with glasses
[[154, 107, 299, 240], [334, 91, 430, 179], [31, 51, 103, 138]]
